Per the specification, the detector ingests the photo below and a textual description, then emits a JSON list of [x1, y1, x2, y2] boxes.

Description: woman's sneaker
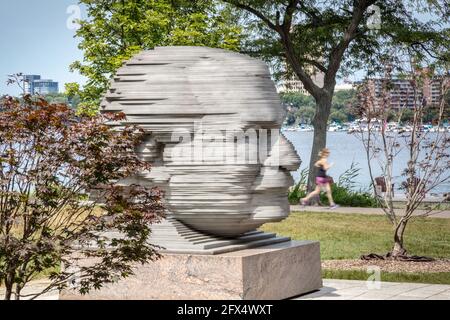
[[300, 199, 307, 206], [329, 204, 339, 210]]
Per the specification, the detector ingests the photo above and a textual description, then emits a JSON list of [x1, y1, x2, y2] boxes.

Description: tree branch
[[302, 58, 328, 73], [296, 2, 322, 22], [221, 0, 280, 32], [281, 31, 322, 96], [223, 0, 321, 96], [325, 0, 377, 89], [282, 0, 300, 33]]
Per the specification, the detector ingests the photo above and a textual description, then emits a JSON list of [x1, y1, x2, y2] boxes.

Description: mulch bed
[[322, 259, 450, 273]]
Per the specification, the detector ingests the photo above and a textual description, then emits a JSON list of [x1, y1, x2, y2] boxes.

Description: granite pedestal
[[60, 240, 322, 300]]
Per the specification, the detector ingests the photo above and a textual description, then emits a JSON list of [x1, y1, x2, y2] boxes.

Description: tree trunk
[[4, 287, 12, 300], [4, 276, 13, 300], [14, 283, 23, 300], [307, 95, 332, 191], [391, 220, 408, 257]]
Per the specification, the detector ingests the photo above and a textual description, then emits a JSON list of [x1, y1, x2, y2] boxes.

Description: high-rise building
[[364, 74, 445, 110], [23, 75, 59, 95], [32, 79, 59, 95], [23, 75, 41, 94]]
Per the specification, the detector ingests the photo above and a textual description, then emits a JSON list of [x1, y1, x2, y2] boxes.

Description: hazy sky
[[0, 0, 86, 96], [0, 1, 444, 96]]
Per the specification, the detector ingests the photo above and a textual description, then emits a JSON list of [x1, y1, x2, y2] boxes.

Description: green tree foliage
[[222, 0, 449, 189], [296, 106, 317, 124], [40, 92, 81, 110], [281, 89, 357, 125], [280, 92, 315, 109], [333, 90, 357, 111], [69, 0, 242, 114], [42, 93, 67, 104], [280, 92, 315, 124], [281, 88, 445, 125], [400, 109, 415, 122], [330, 110, 348, 123]]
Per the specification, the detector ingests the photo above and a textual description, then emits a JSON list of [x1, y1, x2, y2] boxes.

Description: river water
[[283, 131, 450, 195]]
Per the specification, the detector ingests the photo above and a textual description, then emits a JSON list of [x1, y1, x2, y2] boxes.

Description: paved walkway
[[291, 205, 450, 218], [0, 280, 58, 300], [2, 279, 449, 300], [296, 279, 450, 300]]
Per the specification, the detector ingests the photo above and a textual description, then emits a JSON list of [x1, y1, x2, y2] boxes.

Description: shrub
[[320, 162, 379, 207], [0, 89, 165, 300], [288, 163, 379, 208], [288, 168, 308, 204], [321, 184, 379, 207]]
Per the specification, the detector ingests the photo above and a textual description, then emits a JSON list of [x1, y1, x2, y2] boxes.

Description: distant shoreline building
[[334, 82, 355, 91], [277, 72, 324, 95], [23, 75, 59, 95], [277, 72, 355, 95], [361, 68, 445, 110]]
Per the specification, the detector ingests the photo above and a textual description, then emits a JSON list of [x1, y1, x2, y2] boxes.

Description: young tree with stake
[[353, 61, 449, 259]]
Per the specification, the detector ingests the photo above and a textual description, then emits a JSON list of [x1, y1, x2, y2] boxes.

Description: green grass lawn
[[261, 211, 450, 284], [261, 211, 450, 260], [4, 211, 449, 288]]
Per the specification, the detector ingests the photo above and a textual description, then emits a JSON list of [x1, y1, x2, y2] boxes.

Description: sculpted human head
[[101, 46, 300, 237]]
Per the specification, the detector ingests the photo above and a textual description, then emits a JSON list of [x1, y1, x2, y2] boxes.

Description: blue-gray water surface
[[283, 131, 450, 195]]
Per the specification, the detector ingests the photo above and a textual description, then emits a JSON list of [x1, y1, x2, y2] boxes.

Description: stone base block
[[61, 240, 322, 300]]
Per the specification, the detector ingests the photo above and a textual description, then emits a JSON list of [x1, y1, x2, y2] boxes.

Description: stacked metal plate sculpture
[[101, 46, 301, 254]]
